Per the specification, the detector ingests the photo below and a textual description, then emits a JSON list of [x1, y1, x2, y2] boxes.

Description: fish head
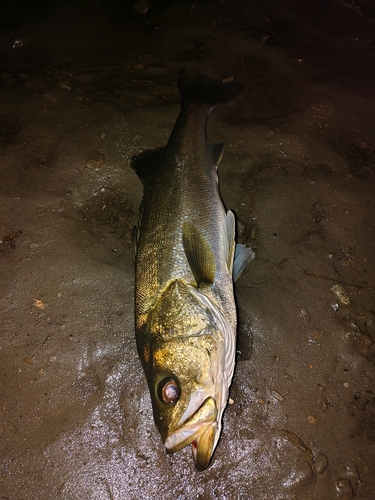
[[149, 332, 222, 471], [137, 279, 235, 471]]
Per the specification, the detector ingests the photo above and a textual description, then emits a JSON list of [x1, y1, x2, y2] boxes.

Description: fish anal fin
[[233, 244, 255, 282], [182, 223, 216, 287], [207, 141, 224, 166]]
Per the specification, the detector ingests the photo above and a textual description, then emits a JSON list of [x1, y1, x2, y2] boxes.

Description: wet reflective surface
[[1, 1, 374, 498]]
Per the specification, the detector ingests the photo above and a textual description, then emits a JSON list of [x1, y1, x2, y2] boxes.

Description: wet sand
[[1, 1, 374, 498]]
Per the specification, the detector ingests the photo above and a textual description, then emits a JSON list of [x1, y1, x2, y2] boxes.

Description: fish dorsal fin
[[207, 141, 224, 166], [131, 147, 165, 184], [223, 211, 236, 274], [182, 223, 216, 287], [233, 244, 255, 282]]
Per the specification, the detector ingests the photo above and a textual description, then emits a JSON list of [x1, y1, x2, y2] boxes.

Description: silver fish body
[[132, 67, 254, 470]]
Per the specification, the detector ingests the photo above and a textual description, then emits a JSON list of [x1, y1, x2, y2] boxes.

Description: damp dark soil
[[1, 1, 374, 499]]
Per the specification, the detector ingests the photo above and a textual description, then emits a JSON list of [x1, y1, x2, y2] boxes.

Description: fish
[[132, 67, 255, 471]]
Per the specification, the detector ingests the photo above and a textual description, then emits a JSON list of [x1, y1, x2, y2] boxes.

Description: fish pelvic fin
[[182, 223, 216, 287], [177, 67, 243, 109]]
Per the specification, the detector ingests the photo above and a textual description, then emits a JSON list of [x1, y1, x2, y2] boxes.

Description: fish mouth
[[164, 396, 218, 471]]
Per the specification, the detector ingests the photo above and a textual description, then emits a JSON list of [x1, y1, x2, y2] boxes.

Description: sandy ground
[[1, 1, 375, 498]]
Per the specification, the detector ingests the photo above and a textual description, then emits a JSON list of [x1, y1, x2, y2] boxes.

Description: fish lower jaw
[[165, 421, 218, 471], [163, 395, 219, 471]]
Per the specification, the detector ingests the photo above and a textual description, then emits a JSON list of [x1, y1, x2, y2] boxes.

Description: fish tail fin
[[177, 67, 243, 109]]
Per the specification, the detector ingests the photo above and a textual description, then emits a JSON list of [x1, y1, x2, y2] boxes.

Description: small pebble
[[133, 0, 152, 14], [13, 38, 25, 48], [85, 151, 105, 170], [335, 478, 354, 499], [281, 430, 313, 462], [271, 390, 285, 402], [33, 298, 45, 309], [331, 284, 350, 305], [300, 307, 311, 323], [308, 414, 318, 424], [237, 220, 245, 236], [313, 453, 328, 474], [56, 78, 72, 90], [239, 428, 255, 440], [355, 331, 372, 351], [43, 92, 58, 102]]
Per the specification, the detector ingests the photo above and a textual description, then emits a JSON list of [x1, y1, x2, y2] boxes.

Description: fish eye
[[157, 377, 180, 404]]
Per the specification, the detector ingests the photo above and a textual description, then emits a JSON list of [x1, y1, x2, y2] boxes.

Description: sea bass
[[132, 67, 254, 471]]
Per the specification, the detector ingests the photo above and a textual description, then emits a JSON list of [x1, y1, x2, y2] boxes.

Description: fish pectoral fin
[[223, 211, 236, 274], [182, 223, 216, 287], [131, 146, 165, 184], [207, 141, 224, 167], [233, 244, 255, 282]]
